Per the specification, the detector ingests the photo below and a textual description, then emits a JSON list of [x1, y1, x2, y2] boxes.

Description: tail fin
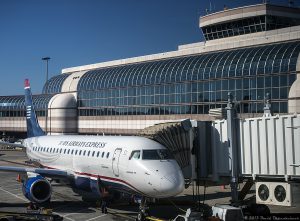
[[24, 79, 45, 138]]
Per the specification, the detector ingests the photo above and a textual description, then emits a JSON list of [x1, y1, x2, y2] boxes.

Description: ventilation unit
[[256, 182, 300, 206], [256, 182, 272, 204]]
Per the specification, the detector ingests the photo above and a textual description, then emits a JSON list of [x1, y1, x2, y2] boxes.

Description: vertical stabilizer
[[24, 79, 45, 138]]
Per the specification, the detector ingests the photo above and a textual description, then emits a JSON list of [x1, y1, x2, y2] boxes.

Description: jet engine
[[22, 175, 52, 203]]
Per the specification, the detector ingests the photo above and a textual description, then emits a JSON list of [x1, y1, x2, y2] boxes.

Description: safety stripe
[[41, 165, 145, 195]]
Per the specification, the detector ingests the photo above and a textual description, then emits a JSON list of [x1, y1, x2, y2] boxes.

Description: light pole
[[42, 57, 50, 86], [42, 57, 50, 134]]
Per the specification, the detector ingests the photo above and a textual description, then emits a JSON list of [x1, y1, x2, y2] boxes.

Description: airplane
[[0, 79, 185, 221]]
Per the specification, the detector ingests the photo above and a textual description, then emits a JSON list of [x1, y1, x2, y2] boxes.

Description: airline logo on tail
[[24, 79, 45, 138], [26, 106, 31, 119], [24, 79, 30, 89]]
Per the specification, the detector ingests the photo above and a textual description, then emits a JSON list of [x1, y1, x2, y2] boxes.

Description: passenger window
[[75, 150, 78, 155], [46, 148, 49, 152], [87, 151, 90, 156], [60, 148, 62, 153], [71, 150, 74, 155], [106, 152, 109, 158], [92, 151, 95, 157], [64, 149, 66, 154], [79, 150, 82, 155], [83, 150, 86, 156], [129, 150, 140, 160], [97, 151, 100, 157], [68, 149, 70, 154], [102, 152, 105, 158], [56, 148, 59, 153]]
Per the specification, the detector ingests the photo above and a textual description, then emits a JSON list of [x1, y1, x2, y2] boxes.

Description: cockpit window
[[129, 150, 140, 160], [142, 149, 173, 160]]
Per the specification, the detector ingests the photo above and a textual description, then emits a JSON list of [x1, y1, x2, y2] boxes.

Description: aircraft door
[[112, 148, 122, 177]]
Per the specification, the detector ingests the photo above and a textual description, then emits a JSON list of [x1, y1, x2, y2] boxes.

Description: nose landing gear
[[136, 197, 149, 221]]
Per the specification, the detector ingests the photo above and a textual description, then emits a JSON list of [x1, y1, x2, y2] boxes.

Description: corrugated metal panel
[[211, 120, 231, 181], [240, 114, 300, 178], [211, 114, 300, 180]]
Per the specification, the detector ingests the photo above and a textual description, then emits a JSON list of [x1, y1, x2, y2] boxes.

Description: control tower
[[200, 3, 300, 41]]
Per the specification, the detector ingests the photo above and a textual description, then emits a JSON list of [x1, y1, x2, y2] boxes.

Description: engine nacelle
[[22, 175, 52, 203]]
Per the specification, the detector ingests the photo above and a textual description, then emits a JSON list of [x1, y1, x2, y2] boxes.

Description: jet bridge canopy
[[139, 119, 196, 180]]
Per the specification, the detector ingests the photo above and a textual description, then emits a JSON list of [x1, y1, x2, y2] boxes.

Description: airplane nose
[[159, 171, 185, 197]]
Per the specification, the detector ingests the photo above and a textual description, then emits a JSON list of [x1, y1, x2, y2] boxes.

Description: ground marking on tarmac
[[52, 202, 74, 210], [63, 207, 97, 218], [0, 185, 78, 221], [85, 214, 107, 221], [0, 183, 21, 188], [0, 186, 27, 201], [53, 212, 75, 221], [5, 187, 22, 192]]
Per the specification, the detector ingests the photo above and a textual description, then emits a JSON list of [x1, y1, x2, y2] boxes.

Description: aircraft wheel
[[136, 212, 145, 221]]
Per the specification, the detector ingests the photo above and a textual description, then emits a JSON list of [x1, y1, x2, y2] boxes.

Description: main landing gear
[[136, 197, 150, 221]]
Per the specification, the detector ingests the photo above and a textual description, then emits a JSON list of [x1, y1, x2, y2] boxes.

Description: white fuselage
[[23, 135, 184, 198]]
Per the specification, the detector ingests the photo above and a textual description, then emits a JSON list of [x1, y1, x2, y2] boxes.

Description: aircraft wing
[[0, 166, 73, 179], [0, 141, 25, 149]]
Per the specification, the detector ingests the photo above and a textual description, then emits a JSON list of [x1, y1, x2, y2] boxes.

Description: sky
[[0, 0, 299, 95]]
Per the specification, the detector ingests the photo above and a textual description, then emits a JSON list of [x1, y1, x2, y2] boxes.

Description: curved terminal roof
[[0, 94, 54, 111], [72, 41, 300, 114], [42, 74, 70, 94], [77, 41, 300, 91]]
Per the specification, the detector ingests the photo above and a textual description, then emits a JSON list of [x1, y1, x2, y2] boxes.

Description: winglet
[[24, 79, 45, 138]]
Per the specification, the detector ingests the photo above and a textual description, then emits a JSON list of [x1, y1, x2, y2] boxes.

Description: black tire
[[136, 212, 145, 221]]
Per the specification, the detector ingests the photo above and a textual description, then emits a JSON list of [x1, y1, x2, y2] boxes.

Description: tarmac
[[0, 149, 299, 221]]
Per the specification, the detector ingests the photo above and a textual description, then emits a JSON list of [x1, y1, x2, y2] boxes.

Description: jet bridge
[[139, 119, 197, 182], [139, 95, 300, 207]]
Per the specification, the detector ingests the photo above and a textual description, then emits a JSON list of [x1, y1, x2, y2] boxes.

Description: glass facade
[[42, 74, 70, 94], [0, 95, 54, 117], [1, 42, 299, 119], [77, 41, 300, 116], [202, 15, 300, 41]]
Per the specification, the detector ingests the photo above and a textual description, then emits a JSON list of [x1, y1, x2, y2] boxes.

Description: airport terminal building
[[1, 3, 300, 138]]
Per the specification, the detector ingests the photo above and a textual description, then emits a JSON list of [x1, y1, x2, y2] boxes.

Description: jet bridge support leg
[[226, 93, 239, 204]]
